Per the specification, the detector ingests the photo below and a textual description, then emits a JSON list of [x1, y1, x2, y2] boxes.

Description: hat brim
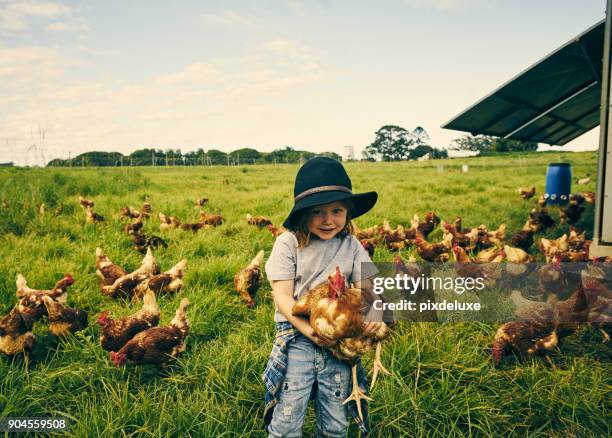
[[283, 190, 378, 229]]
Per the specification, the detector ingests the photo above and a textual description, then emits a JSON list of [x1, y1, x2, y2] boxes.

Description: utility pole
[[227, 154, 230, 166], [237, 153, 240, 165], [152, 150, 155, 166], [68, 151, 72, 167], [120, 155, 123, 167]]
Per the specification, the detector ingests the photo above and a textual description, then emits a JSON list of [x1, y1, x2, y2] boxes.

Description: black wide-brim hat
[[283, 157, 378, 229]]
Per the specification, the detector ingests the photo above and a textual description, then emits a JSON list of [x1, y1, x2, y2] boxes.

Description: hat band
[[294, 185, 352, 202]]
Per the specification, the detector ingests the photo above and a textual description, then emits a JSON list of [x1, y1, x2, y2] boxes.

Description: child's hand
[[304, 328, 337, 347]]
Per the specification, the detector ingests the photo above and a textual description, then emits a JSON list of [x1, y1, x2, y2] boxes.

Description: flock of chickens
[[0, 195, 265, 370], [1, 185, 610, 408]]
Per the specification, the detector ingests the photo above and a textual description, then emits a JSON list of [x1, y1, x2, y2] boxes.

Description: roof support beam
[[501, 80, 598, 139], [579, 40, 601, 81]]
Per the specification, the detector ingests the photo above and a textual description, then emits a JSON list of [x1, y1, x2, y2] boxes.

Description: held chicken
[[96, 248, 128, 287], [234, 250, 264, 308], [98, 290, 160, 351], [246, 214, 273, 228], [0, 305, 36, 362], [42, 296, 88, 337], [292, 267, 364, 341], [132, 259, 188, 300], [109, 298, 190, 368], [329, 322, 391, 421]]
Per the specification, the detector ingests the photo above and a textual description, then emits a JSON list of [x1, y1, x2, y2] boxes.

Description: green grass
[[0, 151, 610, 437]]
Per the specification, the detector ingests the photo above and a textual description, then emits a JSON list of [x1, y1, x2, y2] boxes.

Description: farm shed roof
[[442, 19, 605, 146]]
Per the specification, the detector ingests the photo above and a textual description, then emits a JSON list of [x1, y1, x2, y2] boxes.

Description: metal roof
[[442, 19, 606, 146]]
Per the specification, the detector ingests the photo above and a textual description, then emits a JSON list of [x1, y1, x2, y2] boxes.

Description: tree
[[230, 148, 261, 164], [451, 134, 493, 152], [363, 125, 414, 161], [451, 134, 537, 153]]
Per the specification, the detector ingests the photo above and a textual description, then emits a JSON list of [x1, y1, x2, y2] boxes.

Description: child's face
[[307, 201, 348, 241]]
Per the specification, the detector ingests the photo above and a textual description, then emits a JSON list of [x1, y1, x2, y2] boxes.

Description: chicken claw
[[370, 341, 390, 390], [342, 365, 373, 421]]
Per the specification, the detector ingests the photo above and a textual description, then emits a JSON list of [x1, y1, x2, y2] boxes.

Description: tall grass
[[0, 152, 609, 437]]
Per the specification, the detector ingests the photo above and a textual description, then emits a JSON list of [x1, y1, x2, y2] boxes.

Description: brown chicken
[[96, 248, 128, 287], [511, 229, 534, 251], [85, 206, 104, 223], [132, 259, 188, 300], [414, 236, 450, 262], [158, 212, 181, 230], [329, 322, 391, 420], [42, 296, 88, 337], [452, 244, 504, 281], [101, 248, 160, 298], [527, 208, 555, 233], [119, 206, 141, 219], [581, 191, 596, 204], [537, 257, 568, 297], [539, 234, 569, 262], [124, 215, 144, 235], [198, 212, 223, 226], [518, 186, 536, 200], [109, 298, 190, 368], [493, 287, 589, 365], [246, 214, 273, 228], [360, 239, 376, 258], [442, 221, 471, 249], [15, 274, 74, 306], [559, 202, 585, 225], [234, 250, 264, 308], [0, 305, 35, 362], [414, 212, 440, 238], [78, 195, 94, 209], [267, 224, 287, 239], [194, 197, 208, 207], [98, 290, 160, 351], [292, 267, 364, 340], [354, 223, 381, 240]]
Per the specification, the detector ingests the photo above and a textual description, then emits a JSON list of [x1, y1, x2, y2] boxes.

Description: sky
[[0, 0, 606, 165]]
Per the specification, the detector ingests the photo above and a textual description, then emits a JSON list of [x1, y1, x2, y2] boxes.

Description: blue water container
[[545, 163, 572, 205]]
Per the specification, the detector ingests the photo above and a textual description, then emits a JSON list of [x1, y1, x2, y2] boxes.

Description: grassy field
[[0, 151, 610, 437]]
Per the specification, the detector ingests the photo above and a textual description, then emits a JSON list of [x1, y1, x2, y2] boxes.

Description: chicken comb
[[329, 266, 346, 295]]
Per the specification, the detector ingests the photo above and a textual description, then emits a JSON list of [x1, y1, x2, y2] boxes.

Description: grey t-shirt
[[265, 231, 378, 322]]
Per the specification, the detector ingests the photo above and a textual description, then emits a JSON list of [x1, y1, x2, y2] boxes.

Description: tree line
[[46, 147, 341, 167]]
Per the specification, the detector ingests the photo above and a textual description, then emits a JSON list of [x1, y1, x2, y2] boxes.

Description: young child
[[263, 157, 381, 437]]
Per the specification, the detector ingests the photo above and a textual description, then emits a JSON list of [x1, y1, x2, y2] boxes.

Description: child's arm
[[271, 279, 336, 347], [355, 278, 385, 336]]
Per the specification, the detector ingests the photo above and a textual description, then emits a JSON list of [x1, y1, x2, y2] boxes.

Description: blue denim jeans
[[267, 334, 351, 438]]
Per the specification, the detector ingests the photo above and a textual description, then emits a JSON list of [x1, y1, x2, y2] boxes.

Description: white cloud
[[0, 38, 331, 164], [0, 1, 89, 33], [45, 19, 89, 32], [155, 63, 219, 85], [202, 10, 256, 28], [402, 0, 484, 11]]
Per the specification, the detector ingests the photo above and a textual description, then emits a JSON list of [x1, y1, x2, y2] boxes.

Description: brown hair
[[292, 199, 355, 248]]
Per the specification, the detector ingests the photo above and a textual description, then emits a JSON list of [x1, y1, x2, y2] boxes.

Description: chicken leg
[[342, 365, 372, 421], [370, 341, 390, 390]]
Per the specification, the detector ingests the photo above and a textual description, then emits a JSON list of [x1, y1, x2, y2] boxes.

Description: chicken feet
[[370, 341, 391, 390], [342, 365, 373, 421]]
